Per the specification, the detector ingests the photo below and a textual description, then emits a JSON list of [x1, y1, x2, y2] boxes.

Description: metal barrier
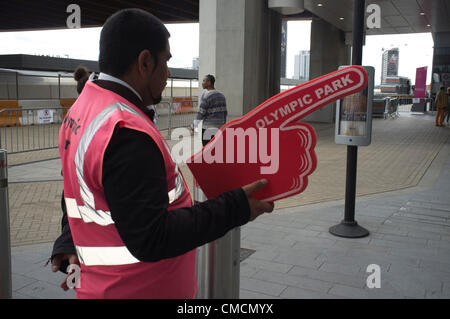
[[169, 99, 199, 135], [372, 96, 435, 119], [0, 100, 199, 154], [372, 98, 388, 118], [387, 98, 400, 118], [411, 98, 433, 112], [392, 97, 434, 113], [154, 99, 198, 137], [0, 150, 11, 299], [0, 107, 69, 154]]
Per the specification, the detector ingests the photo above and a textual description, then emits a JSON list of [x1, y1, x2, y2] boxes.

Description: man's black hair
[[206, 74, 215, 87], [99, 8, 170, 77]]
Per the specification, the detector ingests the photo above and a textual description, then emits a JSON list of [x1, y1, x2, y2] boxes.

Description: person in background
[[435, 86, 448, 127], [192, 74, 228, 146], [73, 66, 90, 94], [444, 87, 450, 124]]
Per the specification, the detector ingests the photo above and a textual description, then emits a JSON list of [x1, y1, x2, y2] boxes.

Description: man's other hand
[[51, 253, 80, 291]]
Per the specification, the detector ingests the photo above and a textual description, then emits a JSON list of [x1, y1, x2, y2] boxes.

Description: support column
[[305, 17, 349, 123], [431, 32, 450, 100], [199, 0, 282, 119], [197, 0, 282, 299]]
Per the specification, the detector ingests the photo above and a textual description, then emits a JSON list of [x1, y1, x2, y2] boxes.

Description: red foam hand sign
[[187, 66, 368, 201]]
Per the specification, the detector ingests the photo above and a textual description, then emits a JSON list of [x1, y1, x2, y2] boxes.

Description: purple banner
[[414, 67, 427, 99]]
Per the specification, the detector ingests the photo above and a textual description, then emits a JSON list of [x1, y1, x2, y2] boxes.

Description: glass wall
[[0, 72, 76, 100], [17, 74, 58, 100], [0, 71, 18, 100], [60, 76, 78, 99]]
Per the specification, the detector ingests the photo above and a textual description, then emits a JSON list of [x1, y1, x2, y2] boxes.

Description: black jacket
[[51, 79, 250, 272]]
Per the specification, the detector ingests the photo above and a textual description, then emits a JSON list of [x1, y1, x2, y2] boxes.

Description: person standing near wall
[[193, 74, 228, 146], [435, 86, 448, 127], [443, 87, 450, 124]]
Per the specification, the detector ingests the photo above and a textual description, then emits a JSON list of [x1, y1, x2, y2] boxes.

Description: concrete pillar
[[305, 17, 350, 123], [431, 32, 450, 96], [199, 0, 282, 118]]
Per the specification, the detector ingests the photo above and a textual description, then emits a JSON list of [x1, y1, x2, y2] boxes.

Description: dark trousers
[[444, 108, 450, 123], [202, 128, 219, 147]]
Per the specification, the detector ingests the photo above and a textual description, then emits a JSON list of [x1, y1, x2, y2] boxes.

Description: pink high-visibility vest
[[59, 81, 197, 299]]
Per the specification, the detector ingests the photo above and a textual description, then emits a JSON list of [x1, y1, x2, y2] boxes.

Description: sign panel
[[338, 89, 368, 137], [335, 66, 374, 147], [387, 50, 398, 77], [37, 109, 54, 124], [414, 67, 427, 99], [187, 66, 368, 201]]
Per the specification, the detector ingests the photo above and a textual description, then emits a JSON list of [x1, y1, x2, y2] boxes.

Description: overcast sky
[[0, 21, 433, 85]]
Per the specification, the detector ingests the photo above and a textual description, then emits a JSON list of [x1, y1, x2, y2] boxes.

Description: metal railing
[[0, 99, 199, 154], [372, 97, 434, 119], [0, 107, 69, 154], [154, 99, 198, 137], [0, 149, 11, 299]]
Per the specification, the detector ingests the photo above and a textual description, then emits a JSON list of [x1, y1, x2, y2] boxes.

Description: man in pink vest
[[51, 8, 274, 298]]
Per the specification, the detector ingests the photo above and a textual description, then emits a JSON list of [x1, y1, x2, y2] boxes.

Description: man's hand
[[190, 123, 198, 135], [242, 179, 274, 221], [51, 253, 80, 291]]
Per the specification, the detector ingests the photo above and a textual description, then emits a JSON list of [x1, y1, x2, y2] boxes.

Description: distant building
[[380, 48, 411, 95], [294, 50, 310, 80], [380, 76, 411, 95], [192, 57, 199, 70], [381, 48, 399, 84]]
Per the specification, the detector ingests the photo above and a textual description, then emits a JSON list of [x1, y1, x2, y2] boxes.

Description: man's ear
[[137, 50, 155, 77]]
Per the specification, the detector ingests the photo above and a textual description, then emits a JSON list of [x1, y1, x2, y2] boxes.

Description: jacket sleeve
[[195, 96, 208, 121], [102, 127, 251, 262], [50, 191, 76, 274]]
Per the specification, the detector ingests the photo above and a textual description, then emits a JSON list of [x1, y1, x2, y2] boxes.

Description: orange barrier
[[60, 99, 76, 120], [0, 100, 21, 127], [172, 97, 194, 114]]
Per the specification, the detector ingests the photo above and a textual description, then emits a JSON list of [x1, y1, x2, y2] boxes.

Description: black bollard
[[329, 0, 370, 238]]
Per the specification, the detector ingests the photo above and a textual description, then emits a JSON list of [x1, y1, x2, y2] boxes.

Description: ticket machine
[[335, 66, 375, 146]]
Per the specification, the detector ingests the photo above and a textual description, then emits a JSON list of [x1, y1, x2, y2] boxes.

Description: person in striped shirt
[[193, 74, 228, 146]]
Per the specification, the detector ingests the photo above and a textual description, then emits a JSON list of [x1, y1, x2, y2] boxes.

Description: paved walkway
[[5, 111, 450, 298], [240, 142, 450, 299]]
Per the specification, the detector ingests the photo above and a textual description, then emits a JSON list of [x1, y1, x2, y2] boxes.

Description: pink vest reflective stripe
[[59, 81, 197, 299]]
